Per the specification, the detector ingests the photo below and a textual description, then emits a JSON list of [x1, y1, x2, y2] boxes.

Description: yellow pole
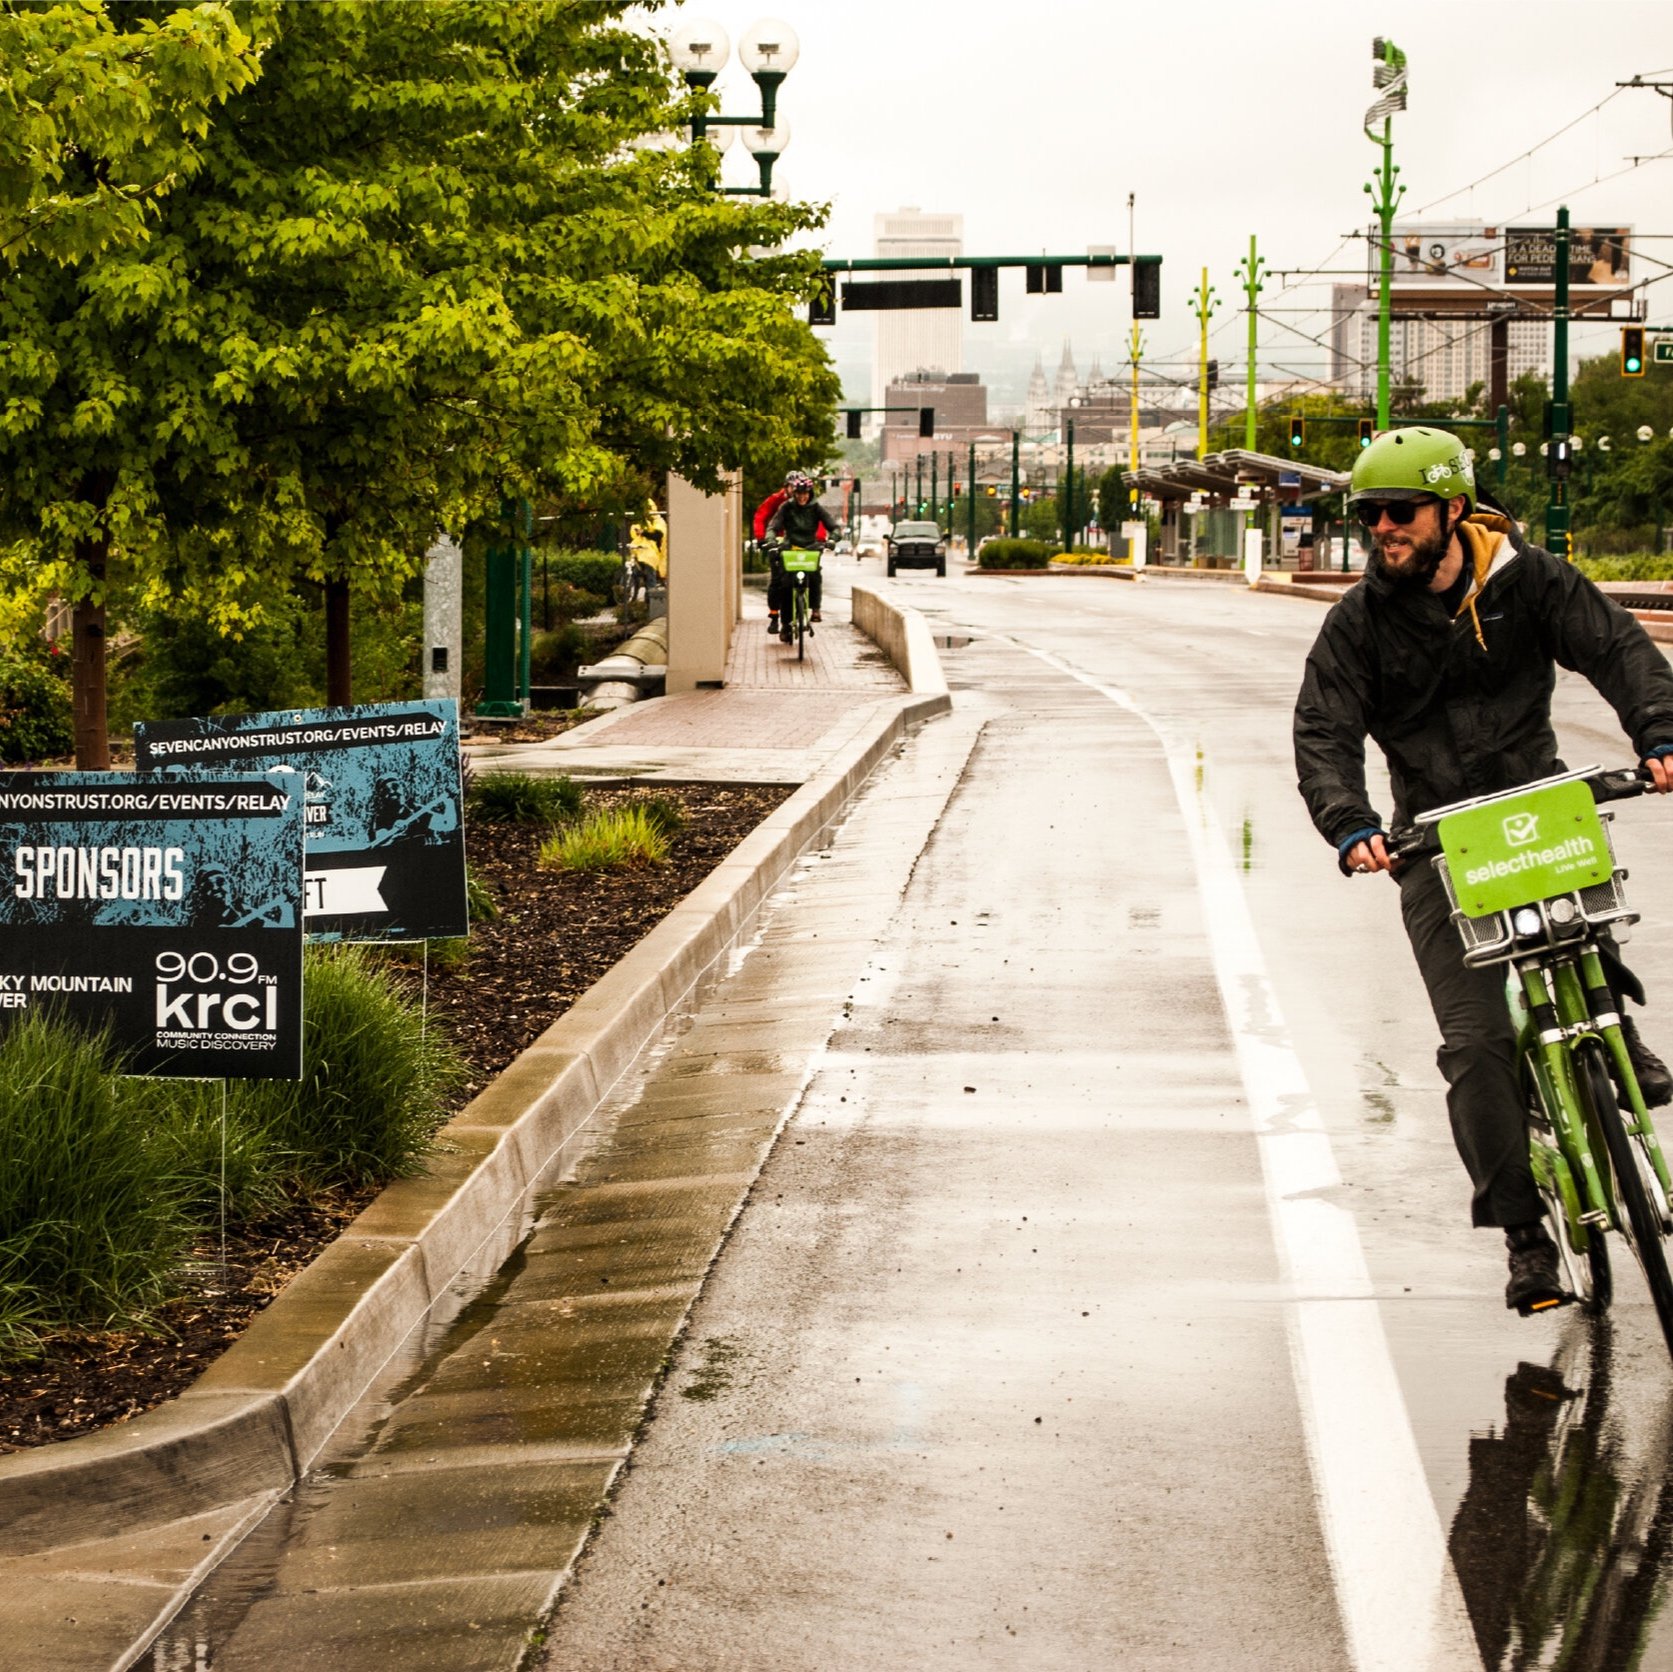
[[1193, 267, 1217, 459], [1129, 322, 1145, 477]]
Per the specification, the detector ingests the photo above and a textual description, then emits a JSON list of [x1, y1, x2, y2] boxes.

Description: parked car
[[885, 520, 947, 577]]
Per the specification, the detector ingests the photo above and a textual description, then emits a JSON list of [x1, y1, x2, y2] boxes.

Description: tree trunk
[[325, 576, 351, 706], [71, 531, 110, 770]]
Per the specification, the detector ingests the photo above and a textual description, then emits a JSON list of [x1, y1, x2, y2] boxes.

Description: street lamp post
[[669, 16, 800, 197]]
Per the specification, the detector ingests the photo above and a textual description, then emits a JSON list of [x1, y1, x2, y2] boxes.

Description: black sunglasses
[[1356, 497, 1438, 531]]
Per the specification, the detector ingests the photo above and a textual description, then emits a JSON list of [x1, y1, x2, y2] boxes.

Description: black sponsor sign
[[134, 701, 467, 943], [0, 773, 304, 1078]]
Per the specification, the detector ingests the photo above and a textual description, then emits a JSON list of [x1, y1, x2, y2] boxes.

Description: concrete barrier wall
[[851, 586, 949, 700]]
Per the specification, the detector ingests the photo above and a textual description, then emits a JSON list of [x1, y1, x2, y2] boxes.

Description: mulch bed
[[0, 782, 791, 1455]]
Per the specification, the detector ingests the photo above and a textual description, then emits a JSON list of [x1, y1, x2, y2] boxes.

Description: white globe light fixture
[[1639, 425, 1656, 443], [1597, 435, 1612, 452], [1512, 441, 1527, 457], [739, 19, 799, 126], [668, 15, 730, 84]]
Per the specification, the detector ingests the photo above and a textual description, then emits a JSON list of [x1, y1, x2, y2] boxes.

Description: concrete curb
[[850, 585, 950, 702], [0, 676, 950, 1559]]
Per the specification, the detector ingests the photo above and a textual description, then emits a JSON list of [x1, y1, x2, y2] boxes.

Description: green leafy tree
[[0, 0, 836, 764], [0, 0, 261, 265]]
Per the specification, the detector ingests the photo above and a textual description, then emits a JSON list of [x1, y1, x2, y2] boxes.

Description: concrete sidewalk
[[468, 585, 907, 785]]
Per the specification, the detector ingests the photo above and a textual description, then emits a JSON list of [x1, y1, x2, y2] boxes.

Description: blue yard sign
[[134, 701, 467, 943]]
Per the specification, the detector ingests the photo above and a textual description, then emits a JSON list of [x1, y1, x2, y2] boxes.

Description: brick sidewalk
[[479, 590, 908, 782]]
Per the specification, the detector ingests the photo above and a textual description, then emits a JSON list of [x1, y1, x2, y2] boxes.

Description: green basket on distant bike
[[780, 547, 822, 573]]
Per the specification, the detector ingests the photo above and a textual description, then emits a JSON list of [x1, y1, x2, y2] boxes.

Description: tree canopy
[[0, 0, 839, 760]]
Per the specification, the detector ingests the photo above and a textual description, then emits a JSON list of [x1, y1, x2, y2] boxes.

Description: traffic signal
[[1133, 259, 1161, 320], [972, 266, 999, 322], [1207, 358, 1219, 392], [918, 407, 935, 438], [1622, 326, 1646, 377], [845, 409, 862, 440], [1026, 263, 1063, 294], [1357, 417, 1374, 448], [1289, 416, 1305, 449]]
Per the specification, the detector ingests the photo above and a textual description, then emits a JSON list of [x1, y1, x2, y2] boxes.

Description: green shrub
[[0, 650, 74, 764], [541, 550, 621, 604], [468, 770, 584, 823], [0, 1014, 193, 1356], [140, 1076, 290, 1226], [466, 866, 500, 923], [1574, 554, 1673, 583], [633, 792, 687, 841], [1055, 547, 1115, 565], [530, 624, 588, 683], [236, 945, 465, 1191], [538, 804, 670, 872], [978, 539, 1056, 569]]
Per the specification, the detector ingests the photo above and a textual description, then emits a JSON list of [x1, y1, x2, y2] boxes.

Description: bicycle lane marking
[[1013, 640, 1479, 1672]]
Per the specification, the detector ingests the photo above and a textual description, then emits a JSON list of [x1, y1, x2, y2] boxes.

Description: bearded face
[[1367, 499, 1451, 591]]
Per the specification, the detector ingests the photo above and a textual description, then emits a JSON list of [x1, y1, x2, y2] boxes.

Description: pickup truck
[[884, 521, 947, 578]]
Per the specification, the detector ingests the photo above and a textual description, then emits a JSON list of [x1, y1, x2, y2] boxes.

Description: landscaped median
[[0, 602, 950, 1579]]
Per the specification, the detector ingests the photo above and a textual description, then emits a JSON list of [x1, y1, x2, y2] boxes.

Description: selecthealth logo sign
[[1438, 777, 1613, 918], [1463, 830, 1600, 887]]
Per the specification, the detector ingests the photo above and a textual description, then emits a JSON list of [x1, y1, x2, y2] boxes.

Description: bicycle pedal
[[1515, 1291, 1571, 1317]]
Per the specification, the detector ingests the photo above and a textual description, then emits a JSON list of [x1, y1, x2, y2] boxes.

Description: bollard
[[1243, 526, 1263, 587]]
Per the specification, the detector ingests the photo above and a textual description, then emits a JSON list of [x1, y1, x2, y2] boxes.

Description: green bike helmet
[[1350, 426, 1476, 515]]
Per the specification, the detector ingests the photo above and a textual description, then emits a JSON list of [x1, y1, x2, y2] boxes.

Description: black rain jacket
[[1294, 516, 1673, 860], [765, 499, 833, 549]]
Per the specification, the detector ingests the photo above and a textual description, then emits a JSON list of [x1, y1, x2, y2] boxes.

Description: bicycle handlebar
[[1385, 767, 1653, 863]]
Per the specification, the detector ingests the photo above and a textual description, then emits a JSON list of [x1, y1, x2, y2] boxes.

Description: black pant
[[1399, 858, 1644, 1227], [1399, 859, 1544, 1228], [767, 561, 820, 616]]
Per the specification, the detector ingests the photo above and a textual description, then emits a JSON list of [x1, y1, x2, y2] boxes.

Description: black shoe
[[767, 615, 779, 633], [779, 629, 792, 644], [1621, 1016, 1673, 1108], [1505, 1223, 1565, 1316]]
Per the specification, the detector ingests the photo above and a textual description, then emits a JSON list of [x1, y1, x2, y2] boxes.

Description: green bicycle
[[778, 545, 822, 662], [1393, 766, 1673, 1353]]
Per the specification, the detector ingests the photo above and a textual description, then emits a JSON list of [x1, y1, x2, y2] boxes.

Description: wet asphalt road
[[536, 561, 1673, 1672]]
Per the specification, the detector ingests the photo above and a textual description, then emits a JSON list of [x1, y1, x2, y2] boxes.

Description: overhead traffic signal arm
[[839, 404, 935, 439], [811, 252, 1163, 325]]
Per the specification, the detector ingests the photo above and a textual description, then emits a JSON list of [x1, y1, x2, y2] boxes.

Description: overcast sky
[[654, 0, 1673, 405]]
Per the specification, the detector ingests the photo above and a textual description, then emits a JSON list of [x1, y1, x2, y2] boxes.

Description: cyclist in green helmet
[[1294, 425, 1673, 1313]]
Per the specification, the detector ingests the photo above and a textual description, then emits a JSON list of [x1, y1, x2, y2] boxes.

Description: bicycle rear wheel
[[1585, 1041, 1673, 1358]]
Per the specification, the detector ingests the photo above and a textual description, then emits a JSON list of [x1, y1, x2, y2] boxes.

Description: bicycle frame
[[1516, 946, 1671, 1258]]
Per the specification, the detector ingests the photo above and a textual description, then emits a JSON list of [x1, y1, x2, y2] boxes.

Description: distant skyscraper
[[871, 208, 963, 426]]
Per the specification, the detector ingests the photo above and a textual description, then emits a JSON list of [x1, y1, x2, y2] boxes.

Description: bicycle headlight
[[1512, 907, 1543, 938]]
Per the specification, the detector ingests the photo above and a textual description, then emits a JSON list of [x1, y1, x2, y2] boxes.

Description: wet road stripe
[[1013, 641, 1479, 1672]]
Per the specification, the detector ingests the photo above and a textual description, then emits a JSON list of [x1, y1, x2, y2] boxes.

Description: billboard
[[1385, 224, 1503, 288], [1504, 226, 1631, 288], [133, 701, 466, 943], [0, 772, 304, 1078]]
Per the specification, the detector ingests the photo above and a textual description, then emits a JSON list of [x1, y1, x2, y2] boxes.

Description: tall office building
[[1330, 287, 1547, 403], [871, 208, 963, 425]]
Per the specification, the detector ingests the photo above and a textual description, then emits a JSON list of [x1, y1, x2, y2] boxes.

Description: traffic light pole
[[1010, 431, 1020, 538], [1546, 206, 1572, 561], [1129, 323, 1145, 480], [967, 440, 977, 553]]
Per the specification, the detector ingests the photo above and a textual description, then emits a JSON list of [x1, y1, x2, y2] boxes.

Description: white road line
[[1015, 641, 1479, 1672]]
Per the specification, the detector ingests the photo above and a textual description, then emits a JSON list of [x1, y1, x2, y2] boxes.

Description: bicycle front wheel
[[1586, 1041, 1673, 1358]]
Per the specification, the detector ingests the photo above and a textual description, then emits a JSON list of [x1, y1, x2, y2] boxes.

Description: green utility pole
[[1010, 431, 1020, 538], [967, 440, 977, 553], [1547, 206, 1573, 560], [1190, 268, 1218, 460], [1364, 37, 1407, 430], [930, 451, 938, 527], [476, 499, 528, 718], [1236, 237, 1265, 449], [915, 453, 923, 513]]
